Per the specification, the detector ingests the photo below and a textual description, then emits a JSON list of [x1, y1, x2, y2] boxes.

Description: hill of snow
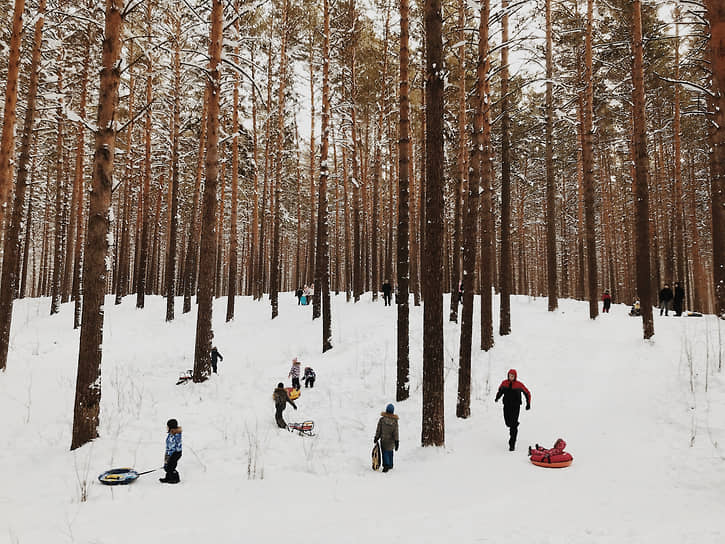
[[1, 293, 723, 543]]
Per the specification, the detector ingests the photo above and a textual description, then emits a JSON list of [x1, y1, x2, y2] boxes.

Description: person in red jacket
[[602, 289, 612, 313], [494, 369, 531, 451]]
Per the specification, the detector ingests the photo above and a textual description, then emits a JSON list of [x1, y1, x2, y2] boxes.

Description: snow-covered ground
[[1, 292, 723, 543]]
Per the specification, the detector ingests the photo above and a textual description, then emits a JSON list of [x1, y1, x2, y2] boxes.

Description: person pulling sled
[[160, 419, 182, 483], [494, 369, 531, 451], [273, 382, 297, 429]]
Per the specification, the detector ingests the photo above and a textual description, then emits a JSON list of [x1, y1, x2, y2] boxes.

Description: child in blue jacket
[[160, 418, 182, 483]]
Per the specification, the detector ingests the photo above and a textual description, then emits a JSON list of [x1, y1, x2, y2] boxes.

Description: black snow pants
[[163, 451, 182, 483], [503, 404, 520, 448], [275, 403, 288, 429]]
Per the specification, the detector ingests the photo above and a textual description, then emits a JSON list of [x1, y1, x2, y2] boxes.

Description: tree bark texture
[[422, 0, 445, 447], [71, 0, 123, 450]]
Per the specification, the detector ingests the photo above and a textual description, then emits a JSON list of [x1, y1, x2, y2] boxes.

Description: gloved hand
[[293, 405, 297, 410], [526, 404, 531, 410], [395, 441, 399, 451]]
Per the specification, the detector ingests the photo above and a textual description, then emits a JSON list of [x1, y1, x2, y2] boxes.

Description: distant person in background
[[273, 382, 297, 429], [160, 418, 182, 484], [289, 357, 302, 389], [374, 403, 399, 473], [659, 284, 674, 316], [210, 346, 223, 374], [629, 300, 641, 317], [494, 369, 531, 452], [381, 280, 393, 306], [602, 289, 612, 313], [458, 280, 464, 304], [673, 281, 685, 316], [303, 366, 316, 388], [295, 286, 303, 305]]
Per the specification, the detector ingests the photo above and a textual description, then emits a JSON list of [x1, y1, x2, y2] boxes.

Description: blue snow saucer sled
[[98, 468, 140, 485]]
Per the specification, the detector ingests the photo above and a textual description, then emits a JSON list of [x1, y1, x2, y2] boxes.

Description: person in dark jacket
[[295, 287, 303, 305], [273, 382, 297, 429], [673, 281, 685, 316], [494, 369, 531, 451], [303, 366, 316, 388], [602, 289, 612, 313], [659, 284, 674, 316], [381, 281, 393, 306], [210, 346, 223, 374], [374, 403, 399, 472], [160, 419, 182, 483]]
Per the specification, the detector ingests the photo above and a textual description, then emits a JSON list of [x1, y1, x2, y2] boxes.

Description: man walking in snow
[[495, 369, 531, 451], [210, 346, 223, 374], [381, 280, 393, 306], [273, 382, 297, 429], [659, 284, 674, 316], [374, 403, 399, 472]]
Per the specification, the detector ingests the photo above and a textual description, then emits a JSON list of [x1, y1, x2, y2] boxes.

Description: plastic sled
[[285, 387, 301, 400], [176, 370, 193, 385], [98, 468, 140, 485], [372, 441, 381, 471], [287, 420, 315, 436]]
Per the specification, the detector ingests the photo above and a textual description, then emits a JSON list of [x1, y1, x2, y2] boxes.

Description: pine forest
[[0, 0, 724, 453]]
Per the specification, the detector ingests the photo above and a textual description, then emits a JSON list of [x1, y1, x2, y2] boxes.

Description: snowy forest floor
[[1, 292, 724, 543]]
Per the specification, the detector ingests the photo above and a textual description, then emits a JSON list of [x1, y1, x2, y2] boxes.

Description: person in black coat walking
[[273, 382, 297, 428], [295, 287, 303, 305], [210, 346, 223, 374], [659, 284, 674, 316], [494, 369, 531, 451], [381, 281, 393, 306], [673, 281, 685, 316]]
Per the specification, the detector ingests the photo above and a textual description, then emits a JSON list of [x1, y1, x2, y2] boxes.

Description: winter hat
[[277, 382, 284, 388], [167, 418, 178, 429], [386, 403, 395, 414], [293, 357, 300, 364]]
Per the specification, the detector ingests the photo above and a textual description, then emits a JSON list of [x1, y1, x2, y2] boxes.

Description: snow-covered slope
[[1, 293, 723, 543]]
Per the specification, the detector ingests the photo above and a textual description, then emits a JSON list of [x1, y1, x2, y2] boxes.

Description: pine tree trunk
[[545, 0, 557, 312], [316, 0, 332, 351], [0, 0, 45, 370], [479, 0, 493, 351], [270, 0, 289, 320], [183, 87, 208, 314], [71, 35, 91, 329], [499, 0, 512, 335], [706, 0, 725, 318], [50, 61, 66, 316], [20, 152, 35, 300], [250, 46, 260, 298], [397, 0, 411, 402], [137, 10, 153, 308], [631, 0, 654, 338], [308, 31, 317, 290], [192, 0, 223, 381], [421, 0, 445, 448], [457, 0, 485, 418], [0, 0, 25, 237], [449, 0, 466, 324], [582, 0, 599, 319], [166, 18, 181, 322], [226, 16, 240, 322], [71, 0, 123, 450]]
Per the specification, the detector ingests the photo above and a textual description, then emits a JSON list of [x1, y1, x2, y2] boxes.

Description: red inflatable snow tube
[[529, 439, 573, 468]]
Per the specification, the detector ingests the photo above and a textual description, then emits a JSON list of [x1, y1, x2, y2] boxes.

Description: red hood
[[554, 438, 566, 450], [508, 369, 517, 380]]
